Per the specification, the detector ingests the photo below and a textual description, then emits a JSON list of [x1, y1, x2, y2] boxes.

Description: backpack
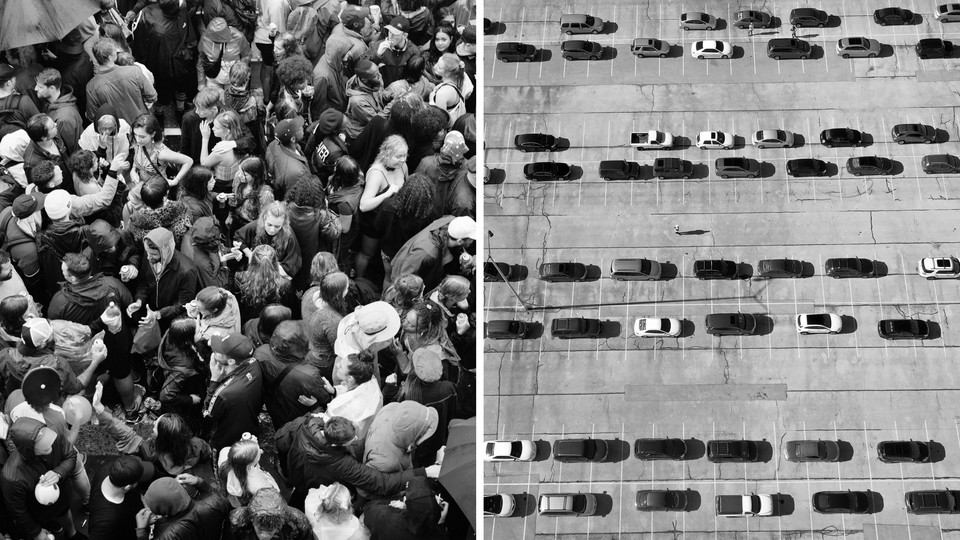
[[0, 95, 27, 140], [287, 5, 324, 62]]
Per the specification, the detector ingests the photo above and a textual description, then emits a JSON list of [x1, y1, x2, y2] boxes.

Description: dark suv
[[705, 313, 757, 336], [496, 42, 537, 62], [694, 259, 738, 279], [553, 438, 608, 462], [767, 38, 812, 59], [707, 440, 760, 462], [825, 257, 874, 278], [758, 258, 803, 278], [820, 128, 862, 148], [892, 123, 936, 144], [790, 8, 829, 27]]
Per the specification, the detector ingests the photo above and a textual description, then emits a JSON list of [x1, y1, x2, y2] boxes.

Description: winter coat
[[228, 488, 312, 540], [180, 216, 229, 288], [45, 86, 84, 154], [233, 220, 303, 278], [362, 402, 438, 474], [128, 199, 192, 245], [255, 321, 332, 430], [311, 25, 367, 116], [0, 418, 77, 538], [149, 479, 230, 540], [263, 140, 310, 201], [135, 227, 200, 320], [36, 218, 87, 297], [287, 202, 340, 290], [85, 64, 158, 125], [362, 477, 447, 540], [390, 216, 457, 292]]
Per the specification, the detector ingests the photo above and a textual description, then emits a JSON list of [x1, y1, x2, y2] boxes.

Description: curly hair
[[236, 245, 290, 309], [394, 173, 434, 221], [275, 55, 313, 90], [285, 176, 327, 208]]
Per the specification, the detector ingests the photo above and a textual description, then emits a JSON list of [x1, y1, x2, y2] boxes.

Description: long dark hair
[[153, 414, 193, 468]]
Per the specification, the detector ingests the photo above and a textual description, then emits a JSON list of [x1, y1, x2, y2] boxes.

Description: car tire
[[842, 53, 850, 59]]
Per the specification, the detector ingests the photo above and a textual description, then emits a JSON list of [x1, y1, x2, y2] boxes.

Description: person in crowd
[[304, 482, 369, 540], [228, 487, 312, 540], [130, 113, 193, 187], [285, 176, 341, 290], [232, 244, 298, 322], [305, 271, 350, 378], [138, 475, 230, 540], [34, 69, 83, 154], [234, 201, 302, 279], [242, 304, 292, 348], [202, 333, 264, 450], [300, 252, 340, 320], [86, 456, 152, 540], [375, 173, 436, 291], [86, 38, 157, 124], [217, 434, 279, 507], [78, 104, 131, 164], [178, 166, 215, 223], [390, 215, 475, 292], [325, 156, 364, 271], [355, 135, 408, 280]]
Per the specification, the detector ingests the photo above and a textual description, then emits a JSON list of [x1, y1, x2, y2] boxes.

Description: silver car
[[837, 37, 881, 58], [784, 440, 841, 462]]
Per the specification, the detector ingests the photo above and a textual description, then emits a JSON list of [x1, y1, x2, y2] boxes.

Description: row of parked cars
[[485, 438, 953, 516]]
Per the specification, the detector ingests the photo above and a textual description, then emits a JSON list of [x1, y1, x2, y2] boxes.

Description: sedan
[[680, 12, 718, 30], [734, 10, 773, 28], [796, 313, 843, 334], [820, 128, 862, 148], [523, 162, 572, 181], [631, 38, 671, 57], [784, 440, 841, 462], [878, 440, 931, 463], [874, 7, 914, 25], [634, 317, 682, 338], [634, 438, 687, 460], [752, 129, 795, 149], [813, 491, 871, 514], [846, 156, 894, 176], [637, 490, 689, 511], [837, 37, 881, 58], [539, 262, 587, 282], [691, 40, 732, 59], [878, 319, 930, 340], [561, 40, 603, 60], [917, 38, 954, 58], [921, 154, 960, 174], [906, 490, 960, 514], [787, 158, 829, 177], [696, 131, 735, 149], [484, 494, 517, 517], [515, 133, 558, 152], [484, 440, 536, 461], [918, 256, 960, 279], [935, 3, 960, 22]]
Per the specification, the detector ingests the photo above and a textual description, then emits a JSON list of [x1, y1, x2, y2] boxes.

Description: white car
[[918, 257, 960, 279], [484, 440, 537, 461], [691, 40, 733, 59], [484, 494, 517, 517], [696, 131, 735, 150], [796, 313, 843, 334], [935, 3, 960, 22], [634, 317, 682, 337], [752, 129, 795, 149]]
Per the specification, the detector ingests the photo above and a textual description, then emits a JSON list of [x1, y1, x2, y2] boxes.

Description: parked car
[[813, 491, 871, 514], [752, 129, 795, 149], [561, 40, 603, 60], [484, 494, 517, 517], [935, 3, 960, 22], [758, 258, 803, 278], [538, 493, 598, 516], [523, 162, 572, 181], [634, 317, 682, 338], [553, 438, 608, 462], [905, 490, 960, 514], [783, 440, 840, 462], [787, 158, 829, 177], [836, 37, 881, 58], [696, 131, 735, 149], [715, 157, 760, 178], [707, 440, 760, 462], [496, 42, 537, 62], [599, 160, 642, 180], [918, 256, 960, 279], [917, 38, 954, 58], [610, 258, 661, 281], [825, 257, 874, 278], [484, 261, 514, 282], [767, 38, 812, 60], [539, 262, 587, 282], [705, 313, 757, 336], [653, 157, 693, 179], [790, 8, 829, 27], [486, 320, 529, 340], [559, 14, 604, 34], [551, 317, 602, 339], [874, 7, 913, 25], [796, 313, 843, 334], [877, 440, 931, 463], [921, 154, 960, 174], [680, 12, 718, 30], [637, 490, 689, 511], [846, 156, 894, 176], [734, 10, 772, 28], [631, 38, 670, 57], [634, 438, 687, 460], [694, 259, 738, 279], [692, 40, 733, 59], [515, 133, 558, 152], [485, 440, 537, 461], [878, 319, 930, 340], [892, 123, 936, 144], [820, 128, 862, 148]]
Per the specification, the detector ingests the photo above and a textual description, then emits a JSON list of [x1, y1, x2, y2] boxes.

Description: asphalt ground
[[483, 0, 960, 538]]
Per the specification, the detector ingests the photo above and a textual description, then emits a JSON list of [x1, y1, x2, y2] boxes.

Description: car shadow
[[599, 320, 622, 338], [871, 260, 888, 278], [683, 438, 706, 460], [658, 262, 680, 280], [927, 441, 947, 463], [925, 321, 942, 341], [774, 493, 795, 516], [598, 47, 618, 61], [758, 161, 776, 178], [752, 314, 775, 337], [683, 489, 702, 511], [839, 315, 858, 334], [485, 168, 506, 185], [522, 322, 545, 340], [665, 44, 685, 58], [690, 162, 710, 179], [791, 134, 805, 148], [800, 261, 816, 278], [935, 129, 951, 143], [592, 493, 614, 517], [679, 318, 696, 338], [868, 490, 884, 513], [514, 493, 538, 517], [859, 132, 875, 147], [601, 22, 619, 34], [889, 160, 905, 176], [566, 165, 584, 181], [878, 43, 896, 58], [532, 48, 552, 62], [836, 440, 856, 462], [532, 440, 551, 461], [583, 265, 603, 282], [736, 262, 754, 279], [602, 439, 631, 463]]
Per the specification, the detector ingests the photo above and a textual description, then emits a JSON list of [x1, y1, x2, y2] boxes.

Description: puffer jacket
[[228, 488, 312, 540], [0, 418, 77, 539], [362, 477, 447, 540], [362, 402, 438, 474]]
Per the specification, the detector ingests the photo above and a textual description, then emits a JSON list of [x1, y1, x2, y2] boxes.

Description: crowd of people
[[0, 0, 478, 538]]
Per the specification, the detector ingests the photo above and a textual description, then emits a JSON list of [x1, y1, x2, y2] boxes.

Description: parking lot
[[483, 0, 960, 538]]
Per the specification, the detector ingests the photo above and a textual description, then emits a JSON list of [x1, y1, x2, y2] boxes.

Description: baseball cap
[[22, 318, 54, 348], [211, 333, 255, 362], [447, 216, 477, 240], [386, 15, 410, 34], [275, 116, 305, 145], [109, 456, 155, 487]]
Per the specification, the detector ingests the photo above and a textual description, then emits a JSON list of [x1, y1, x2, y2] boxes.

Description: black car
[[637, 490, 689, 511], [551, 317, 602, 339], [813, 491, 871, 514], [634, 438, 687, 460], [922, 154, 960, 174], [758, 258, 803, 278], [825, 257, 874, 278], [790, 7, 829, 27], [787, 158, 829, 177], [878, 319, 930, 340], [767, 38, 812, 60], [707, 440, 760, 462], [561, 40, 603, 60], [514, 133, 558, 152], [653, 157, 693, 179], [496, 42, 537, 62], [917, 38, 954, 58], [892, 123, 936, 144], [820, 128, 862, 148], [734, 10, 772, 28], [539, 262, 587, 282], [846, 156, 894, 176], [874, 7, 914, 25], [484, 261, 514, 282], [877, 440, 931, 463], [905, 490, 960, 514], [694, 259, 738, 280], [523, 162, 572, 181], [486, 320, 529, 340], [705, 313, 757, 336]]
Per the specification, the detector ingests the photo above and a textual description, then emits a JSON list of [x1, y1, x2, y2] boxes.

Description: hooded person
[[344, 59, 385, 140], [414, 130, 468, 217], [228, 487, 312, 540], [362, 402, 438, 475], [179, 216, 230, 288], [0, 417, 79, 540], [139, 475, 230, 540], [78, 104, 132, 163], [362, 477, 447, 540], [130, 227, 200, 328]]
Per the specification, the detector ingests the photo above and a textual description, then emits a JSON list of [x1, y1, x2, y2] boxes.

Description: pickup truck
[[630, 130, 674, 150], [716, 494, 776, 517]]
